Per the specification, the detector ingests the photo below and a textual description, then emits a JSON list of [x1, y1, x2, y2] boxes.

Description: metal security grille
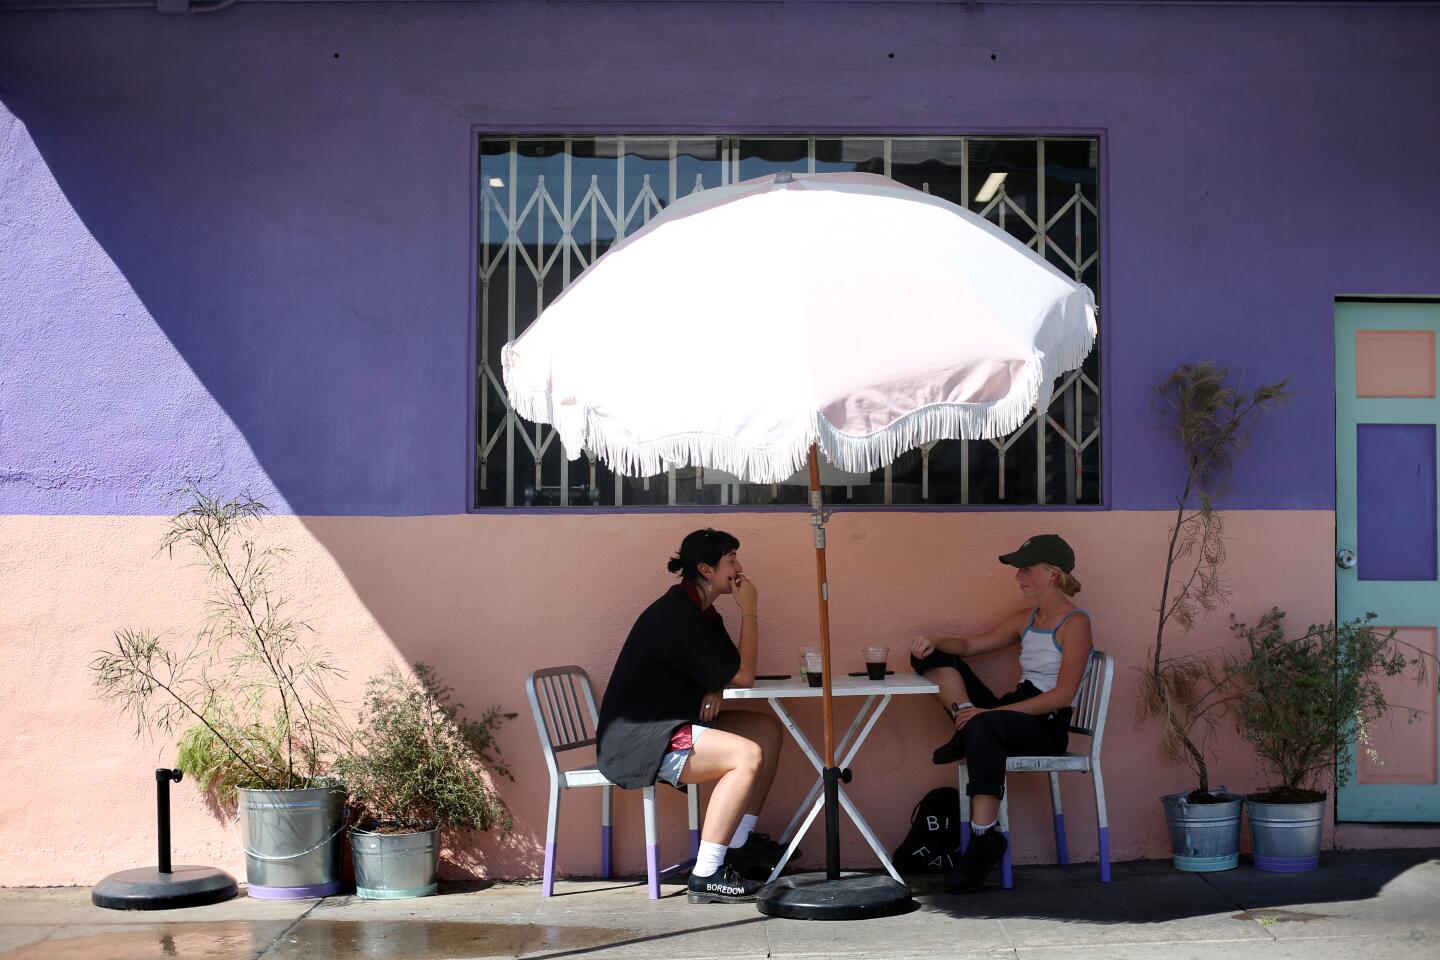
[[476, 137, 1100, 508]]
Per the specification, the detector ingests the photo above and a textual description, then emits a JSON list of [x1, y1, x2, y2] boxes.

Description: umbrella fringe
[[502, 289, 1098, 486], [579, 410, 815, 485]]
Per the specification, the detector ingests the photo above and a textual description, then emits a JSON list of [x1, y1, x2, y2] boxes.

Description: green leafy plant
[[1229, 608, 1423, 803], [1136, 362, 1291, 801], [336, 664, 514, 835], [92, 489, 343, 806]]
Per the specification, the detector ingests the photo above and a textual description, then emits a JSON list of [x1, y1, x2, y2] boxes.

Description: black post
[[155, 769, 182, 874], [823, 766, 841, 881], [92, 767, 236, 909]]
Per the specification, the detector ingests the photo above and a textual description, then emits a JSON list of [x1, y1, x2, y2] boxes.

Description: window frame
[[466, 127, 1111, 515]]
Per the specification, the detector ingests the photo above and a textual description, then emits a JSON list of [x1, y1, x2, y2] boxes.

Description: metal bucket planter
[[237, 787, 347, 899], [1160, 791, 1242, 872], [350, 822, 440, 900], [1246, 796, 1325, 872]]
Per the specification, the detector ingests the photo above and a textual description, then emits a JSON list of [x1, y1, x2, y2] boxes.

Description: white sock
[[728, 813, 758, 849], [972, 820, 996, 835], [693, 840, 728, 877]]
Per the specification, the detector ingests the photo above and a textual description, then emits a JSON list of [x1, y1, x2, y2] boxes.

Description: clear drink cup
[[801, 649, 824, 688]]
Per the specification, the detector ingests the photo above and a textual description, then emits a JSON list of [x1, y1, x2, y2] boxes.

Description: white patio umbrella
[[503, 170, 1097, 918]]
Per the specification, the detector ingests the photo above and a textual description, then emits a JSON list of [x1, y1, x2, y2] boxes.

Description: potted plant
[[1136, 363, 1290, 871], [1228, 608, 1418, 872], [336, 664, 514, 899], [93, 489, 348, 899]]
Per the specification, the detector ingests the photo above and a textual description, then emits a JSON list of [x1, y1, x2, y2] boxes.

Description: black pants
[[911, 650, 1070, 800]]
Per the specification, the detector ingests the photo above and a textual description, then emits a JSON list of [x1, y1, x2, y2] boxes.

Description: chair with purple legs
[[526, 666, 700, 899], [957, 649, 1114, 888]]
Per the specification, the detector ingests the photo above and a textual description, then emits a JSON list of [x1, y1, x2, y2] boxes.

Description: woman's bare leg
[[923, 665, 972, 721], [970, 795, 999, 825], [710, 710, 783, 815], [680, 728, 762, 844]]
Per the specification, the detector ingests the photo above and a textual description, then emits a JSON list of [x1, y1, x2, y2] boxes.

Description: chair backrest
[[1068, 650, 1114, 758], [525, 666, 601, 780]]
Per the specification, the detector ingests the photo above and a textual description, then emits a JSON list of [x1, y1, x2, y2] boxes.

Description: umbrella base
[[756, 872, 914, 921], [92, 866, 239, 910]]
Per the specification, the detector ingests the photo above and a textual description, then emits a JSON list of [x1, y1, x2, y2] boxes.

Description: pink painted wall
[[3, 509, 1434, 887]]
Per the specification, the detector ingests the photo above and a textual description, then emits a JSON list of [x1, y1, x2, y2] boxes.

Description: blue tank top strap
[[1047, 609, 1089, 652], [1023, 607, 1038, 633]]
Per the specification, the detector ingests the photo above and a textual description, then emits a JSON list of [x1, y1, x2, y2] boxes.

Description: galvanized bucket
[[237, 787, 347, 899], [1247, 796, 1325, 872], [1160, 792, 1242, 872], [350, 823, 440, 899]]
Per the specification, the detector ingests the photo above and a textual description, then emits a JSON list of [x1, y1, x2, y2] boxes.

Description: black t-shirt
[[596, 584, 741, 789]]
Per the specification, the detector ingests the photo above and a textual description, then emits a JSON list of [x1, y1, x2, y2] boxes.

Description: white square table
[[723, 673, 939, 882]]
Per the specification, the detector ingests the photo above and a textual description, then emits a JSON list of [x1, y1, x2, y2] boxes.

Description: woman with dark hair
[[596, 528, 787, 903], [909, 534, 1093, 893]]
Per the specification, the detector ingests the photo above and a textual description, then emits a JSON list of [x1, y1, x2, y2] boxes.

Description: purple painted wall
[[2, 2, 1437, 516]]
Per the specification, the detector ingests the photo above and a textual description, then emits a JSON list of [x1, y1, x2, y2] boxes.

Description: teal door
[[1335, 300, 1440, 822]]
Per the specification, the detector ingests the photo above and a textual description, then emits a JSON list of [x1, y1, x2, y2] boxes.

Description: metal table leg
[[764, 694, 903, 882]]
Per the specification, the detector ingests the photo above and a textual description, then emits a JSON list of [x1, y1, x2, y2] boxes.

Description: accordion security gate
[[477, 137, 1100, 509]]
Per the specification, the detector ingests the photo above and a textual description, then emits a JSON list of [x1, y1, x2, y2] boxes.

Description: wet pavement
[[2, 849, 1437, 959]]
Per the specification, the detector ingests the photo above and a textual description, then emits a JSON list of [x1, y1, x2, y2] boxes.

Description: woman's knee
[[712, 736, 763, 779]]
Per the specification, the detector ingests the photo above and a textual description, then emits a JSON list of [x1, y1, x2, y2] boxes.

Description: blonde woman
[[909, 534, 1093, 893]]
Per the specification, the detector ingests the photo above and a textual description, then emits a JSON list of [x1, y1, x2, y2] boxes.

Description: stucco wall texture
[[3, 2, 1440, 885], [8, 509, 1411, 888]]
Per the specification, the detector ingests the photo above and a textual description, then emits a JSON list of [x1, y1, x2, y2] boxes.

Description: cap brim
[[998, 549, 1039, 568]]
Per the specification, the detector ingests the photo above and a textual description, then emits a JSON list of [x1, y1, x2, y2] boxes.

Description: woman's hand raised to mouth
[[732, 574, 758, 615]]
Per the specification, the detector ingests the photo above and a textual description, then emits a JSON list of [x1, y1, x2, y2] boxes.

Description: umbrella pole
[[752, 445, 912, 919], [807, 444, 842, 883]]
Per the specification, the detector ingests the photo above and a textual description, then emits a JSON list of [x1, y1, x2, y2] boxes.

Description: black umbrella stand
[[755, 446, 914, 920], [92, 768, 238, 910]]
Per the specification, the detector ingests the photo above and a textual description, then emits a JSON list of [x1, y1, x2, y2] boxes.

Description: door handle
[[1336, 548, 1357, 570]]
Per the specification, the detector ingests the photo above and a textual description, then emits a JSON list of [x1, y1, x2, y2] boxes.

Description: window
[[476, 136, 1100, 508]]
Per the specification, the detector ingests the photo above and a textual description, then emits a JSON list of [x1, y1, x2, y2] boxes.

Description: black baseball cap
[[998, 534, 1075, 573]]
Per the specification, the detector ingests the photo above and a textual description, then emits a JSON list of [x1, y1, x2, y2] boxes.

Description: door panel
[[1357, 628, 1438, 787], [1335, 301, 1440, 822]]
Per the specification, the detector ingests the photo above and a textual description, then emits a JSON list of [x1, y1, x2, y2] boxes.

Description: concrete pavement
[[1, 848, 1436, 959]]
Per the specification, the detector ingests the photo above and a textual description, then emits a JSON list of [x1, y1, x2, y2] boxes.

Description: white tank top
[[1018, 608, 1088, 693]]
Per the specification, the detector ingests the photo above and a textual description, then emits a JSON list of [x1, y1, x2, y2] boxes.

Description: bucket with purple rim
[[1246, 796, 1325, 872], [238, 787, 347, 899]]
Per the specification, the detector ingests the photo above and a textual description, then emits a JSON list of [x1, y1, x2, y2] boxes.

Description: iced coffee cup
[[801, 649, 824, 687]]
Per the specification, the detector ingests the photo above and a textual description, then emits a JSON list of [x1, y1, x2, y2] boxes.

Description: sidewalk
[[1, 849, 1436, 959]]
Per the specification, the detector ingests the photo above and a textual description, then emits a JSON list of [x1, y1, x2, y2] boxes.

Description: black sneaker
[[724, 832, 797, 879], [687, 863, 766, 903], [944, 829, 1006, 893], [931, 729, 967, 764]]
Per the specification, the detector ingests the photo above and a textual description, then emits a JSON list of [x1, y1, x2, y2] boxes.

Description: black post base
[[755, 872, 914, 921], [92, 865, 239, 910]]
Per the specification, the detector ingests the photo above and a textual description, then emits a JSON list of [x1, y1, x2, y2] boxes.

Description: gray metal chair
[[525, 666, 699, 898], [957, 649, 1114, 886]]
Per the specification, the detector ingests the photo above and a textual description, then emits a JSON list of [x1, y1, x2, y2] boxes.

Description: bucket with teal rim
[[350, 823, 440, 899], [1160, 791, 1242, 872]]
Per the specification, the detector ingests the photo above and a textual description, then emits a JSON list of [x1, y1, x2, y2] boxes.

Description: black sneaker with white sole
[[687, 863, 766, 903]]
